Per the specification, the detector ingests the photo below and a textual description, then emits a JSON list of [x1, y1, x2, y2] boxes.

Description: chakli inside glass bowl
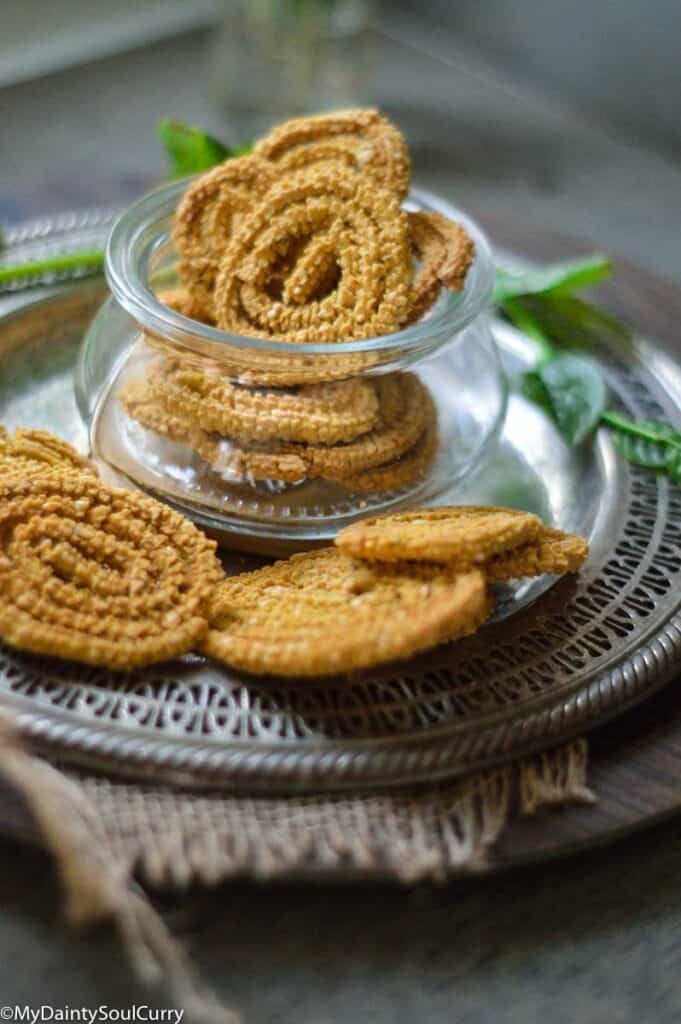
[[76, 180, 506, 551]]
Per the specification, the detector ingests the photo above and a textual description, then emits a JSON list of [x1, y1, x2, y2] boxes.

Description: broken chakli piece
[[336, 506, 589, 580]]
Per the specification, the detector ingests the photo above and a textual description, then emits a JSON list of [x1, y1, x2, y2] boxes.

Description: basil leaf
[[602, 411, 681, 444], [611, 431, 671, 470], [667, 448, 681, 483], [604, 412, 681, 481], [543, 294, 631, 345], [537, 354, 607, 444], [493, 255, 612, 304], [158, 120, 231, 177], [501, 297, 554, 361], [521, 370, 554, 416], [612, 433, 681, 482], [517, 294, 631, 354]]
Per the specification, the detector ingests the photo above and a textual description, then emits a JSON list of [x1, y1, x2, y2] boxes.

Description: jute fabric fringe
[[0, 722, 593, 1023]]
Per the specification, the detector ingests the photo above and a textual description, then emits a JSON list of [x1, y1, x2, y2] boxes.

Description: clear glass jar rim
[[105, 177, 495, 356]]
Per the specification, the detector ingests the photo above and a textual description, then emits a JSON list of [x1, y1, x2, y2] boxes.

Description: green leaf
[[544, 294, 630, 345], [536, 353, 607, 444], [158, 120, 231, 177], [601, 411, 681, 445], [612, 430, 669, 469], [493, 254, 612, 304], [611, 432, 681, 482], [603, 412, 681, 481], [501, 297, 554, 361], [668, 448, 681, 483], [516, 294, 631, 354], [521, 370, 554, 416]]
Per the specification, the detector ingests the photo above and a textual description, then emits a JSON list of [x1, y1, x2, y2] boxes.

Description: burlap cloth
[[0, 719, 592, 1023]]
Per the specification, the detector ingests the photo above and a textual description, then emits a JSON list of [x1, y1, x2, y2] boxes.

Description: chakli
[[125, 108, 477, 494]]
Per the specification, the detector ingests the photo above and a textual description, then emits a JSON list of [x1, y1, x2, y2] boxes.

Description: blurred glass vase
[[210, 0, 375, 143]]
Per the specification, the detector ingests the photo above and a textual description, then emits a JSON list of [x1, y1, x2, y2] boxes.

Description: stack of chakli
[[120, 108, 477, 495]]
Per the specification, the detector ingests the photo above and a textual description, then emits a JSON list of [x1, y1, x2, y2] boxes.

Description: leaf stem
[[0, 250, 104, 285], [601, 410, 681, 448]]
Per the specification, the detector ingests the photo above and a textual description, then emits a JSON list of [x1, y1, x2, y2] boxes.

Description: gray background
[[3, 0, 681, 157], [402, 0, 681, 158]]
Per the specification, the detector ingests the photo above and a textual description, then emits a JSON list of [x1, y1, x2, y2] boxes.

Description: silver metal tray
[[0, 213, 680, 792]]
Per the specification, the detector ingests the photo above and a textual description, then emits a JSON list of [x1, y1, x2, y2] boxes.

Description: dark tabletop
[[2, 24, 681, 1024]]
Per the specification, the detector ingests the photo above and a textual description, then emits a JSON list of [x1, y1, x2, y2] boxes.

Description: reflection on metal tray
[[0, 213, 680, 793]]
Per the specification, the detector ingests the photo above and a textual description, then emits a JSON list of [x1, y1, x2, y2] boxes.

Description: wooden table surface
[[2, 25, 681, 1024]]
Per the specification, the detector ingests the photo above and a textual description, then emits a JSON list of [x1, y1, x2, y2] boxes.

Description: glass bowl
[[76, 179, 506, 553]]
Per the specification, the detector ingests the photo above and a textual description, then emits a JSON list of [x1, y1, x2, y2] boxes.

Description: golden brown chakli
[[172, 154, 275, 318], [0, 427, 588, 677], [0, 473, 222, 669], [336, 506, 589, 580], [253, 107, 412, 200], [121, 372, 436, 487], [147, 356, 380, 444], [128, 109, 479, 494], [213, 166, 413, 343], [201, 548, 491, 677], [170, 108, 475, 341], [0, 427, 97, 480]]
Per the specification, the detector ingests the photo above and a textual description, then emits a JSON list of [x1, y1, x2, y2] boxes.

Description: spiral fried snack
[[0, 427, 95, 480], [337, 508, 589, 580], [213, 167, 413, 343], [282, 373, 431, 479], [149, 356, 380, 444], [172, 154, 274, 312], [333, 407, 438, 494], [141, 325, 383, 387], [212, 373, 435, 486], [121, 380, 307, 483], [154, 286, 215, 326], [120, 379, 199, 448], [121, 373, 434, 490], [254, 108, 411, 199], [482, 527, 589, 581], [201, 548, 490, 677], [407, 211, 476, 324], [336, 506, 545, 565], [215, 372, 431, 483], [0, 474, 223, 669]]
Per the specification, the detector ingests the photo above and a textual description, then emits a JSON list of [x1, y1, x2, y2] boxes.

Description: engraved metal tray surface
[[1, 212, 681, 792]]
